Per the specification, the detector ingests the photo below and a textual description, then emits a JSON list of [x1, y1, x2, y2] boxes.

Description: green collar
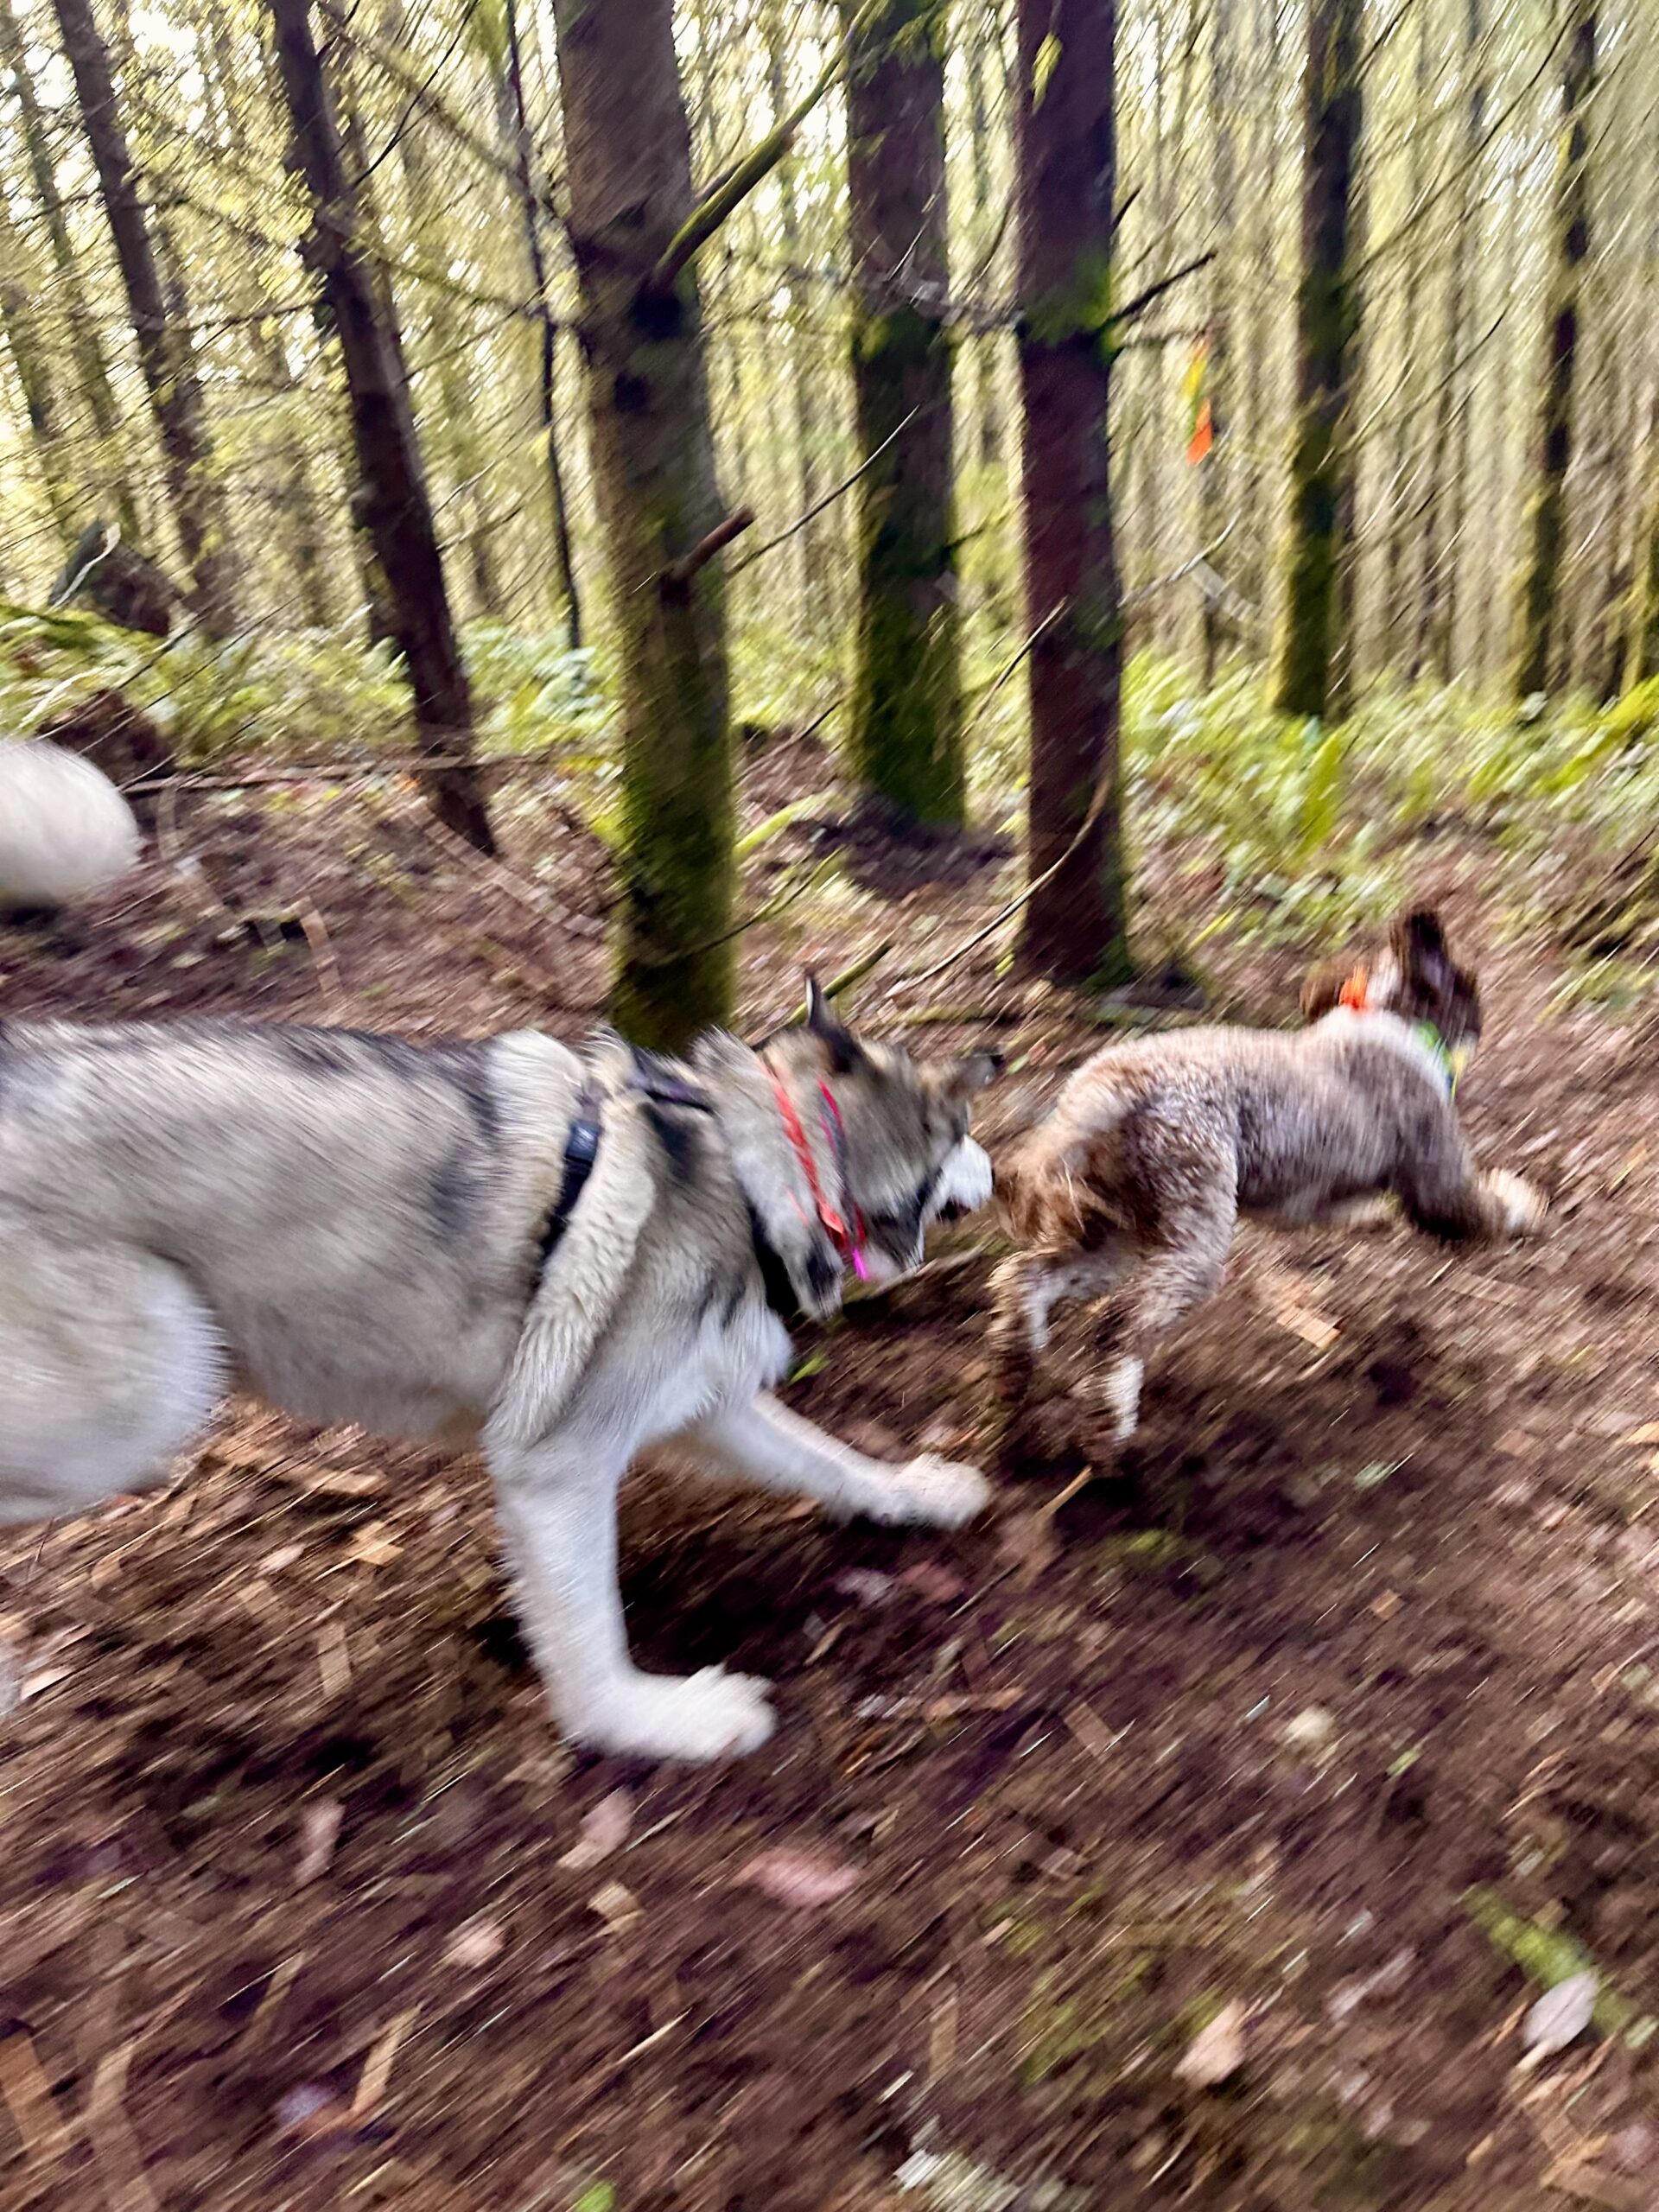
[[1412, 1021, 1464, 1098]]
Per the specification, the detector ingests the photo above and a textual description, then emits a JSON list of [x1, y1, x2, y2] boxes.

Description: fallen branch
[[730, 414, 918, 578], [661, 506, 754, 589], [1108, 250, 1216, 329]]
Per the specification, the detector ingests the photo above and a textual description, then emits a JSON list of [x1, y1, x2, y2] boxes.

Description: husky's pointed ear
[[930, 1048, 1004, 1110], [802, 970, 865, 1076]]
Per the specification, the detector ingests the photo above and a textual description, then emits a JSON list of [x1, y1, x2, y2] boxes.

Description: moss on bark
[[846, 0, 963, 830]]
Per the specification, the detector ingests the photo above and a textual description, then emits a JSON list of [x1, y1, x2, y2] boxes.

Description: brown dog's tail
[[995, 1097, 1134, 1255]]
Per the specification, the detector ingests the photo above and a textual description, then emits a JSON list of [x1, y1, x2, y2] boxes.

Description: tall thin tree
[[51, 0, 237, 632], [268, 0, 494, 851], [845, 0, 963, 831], [1272, 0, 1363, 721], [551, 0, 736, 1046], [0, 0, 140, 544], [1511, 0, 1596, 700], [1014, 0, 1130, 986]]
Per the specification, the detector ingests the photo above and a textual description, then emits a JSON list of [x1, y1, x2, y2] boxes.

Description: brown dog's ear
[[1390, 906, 1455, 996], [802, 971, 866, 1076], [1300, 961, 1349, 1020]]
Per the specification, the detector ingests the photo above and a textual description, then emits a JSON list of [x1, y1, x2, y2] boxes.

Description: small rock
[[1281, 1707, 1337, 1752], [443, 1917, 506, 1969]]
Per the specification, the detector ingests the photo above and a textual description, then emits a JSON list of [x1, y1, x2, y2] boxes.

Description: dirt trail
[[2, 787, 1656, 2211]]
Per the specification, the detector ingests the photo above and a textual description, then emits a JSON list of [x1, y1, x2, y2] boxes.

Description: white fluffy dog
[[0, 740, 141, 912]]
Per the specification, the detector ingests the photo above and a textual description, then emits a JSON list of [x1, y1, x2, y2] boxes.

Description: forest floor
[[3, 734, 1658, 2212]]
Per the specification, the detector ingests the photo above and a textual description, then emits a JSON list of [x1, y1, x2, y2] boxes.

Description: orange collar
[[1338, 965, 1370, 1011]]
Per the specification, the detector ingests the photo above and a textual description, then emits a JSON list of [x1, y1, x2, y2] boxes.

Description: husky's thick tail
[[0, 741, 140, 912]]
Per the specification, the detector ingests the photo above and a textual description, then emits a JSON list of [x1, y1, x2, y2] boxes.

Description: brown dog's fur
[[992, 908, 1545, 1440]]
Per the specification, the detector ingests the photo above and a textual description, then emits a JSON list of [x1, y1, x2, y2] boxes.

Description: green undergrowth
[[6, 603, 1657, 994]]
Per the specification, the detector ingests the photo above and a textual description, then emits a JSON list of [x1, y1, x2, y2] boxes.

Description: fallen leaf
[[353, 2008, 417, 2114], [1520, 1971, 1598, 2065], [1177, 2000, 1246, 2088], [1624, 1422, 1659, 1447], [738, 1847, 859, 1909], [295, 1799, 342, 1886], [833, 1568, 893, 1606], [588, 1880, 641, 1932], [442, 1917, 505, 1970], [558, 1789, 633, 1871], [345, 1523, 400, 1568], [897, 1561, 968, 1605]]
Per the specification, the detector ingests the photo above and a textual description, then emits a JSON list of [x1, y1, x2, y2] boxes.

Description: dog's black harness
[[527, 1050, 714, 1296]]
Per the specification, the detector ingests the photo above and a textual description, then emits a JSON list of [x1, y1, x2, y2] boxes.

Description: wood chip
[[295, 1800, 342, 1886], [316, 1622, 351, 1701], [352, 2008, 418, 2118], [83, 2039, 160, 2212], [1065, 1700, 1123, 1765], [0, 2031, 66, 2163], [588, 1880, 641, 1932]]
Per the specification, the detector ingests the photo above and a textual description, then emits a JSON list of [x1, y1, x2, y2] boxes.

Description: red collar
[[764, 1062, 868, 1281]]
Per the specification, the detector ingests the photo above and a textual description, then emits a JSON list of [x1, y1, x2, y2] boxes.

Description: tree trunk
[[51, 0, 237, 633], [1624, 432, 1659, 689], [1511, 0, 1595, 702], [764, 0, 824, 626], [1199, 0, 1236, 686], [845, 0, 963, 830], [965, 16, 1004, 473], [1414, 0, 1484, 682], [1379, 0, 1433, 667], [499, 0, 582, 648], [0, 0, 141, 545], [1014, 0, 1130, 988], [551, 0, 735, 1048], [0, 188, 78, 537], [1272, 0, 1362, 721], [268, 0, 493, 853]]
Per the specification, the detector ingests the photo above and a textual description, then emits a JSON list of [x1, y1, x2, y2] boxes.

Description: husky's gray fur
[[993, 907, 1545, 1439], [0, 986, 997, 1758]]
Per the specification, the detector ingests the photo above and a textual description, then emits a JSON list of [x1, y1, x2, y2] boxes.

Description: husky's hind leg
[[0, 1215, 226, 1528]]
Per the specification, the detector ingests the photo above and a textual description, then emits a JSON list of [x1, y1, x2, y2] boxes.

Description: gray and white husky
[[0, 984, 998, 1759]]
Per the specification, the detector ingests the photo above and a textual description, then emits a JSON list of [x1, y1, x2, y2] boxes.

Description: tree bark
[[499, 0, 582, 648], [0, 186, 78, 537], [0, 0, 141, 545], [1014, 0, 1131, 988], [1272, 0, 1363, 721], [268, 0, 493, 852], [1414, 0, 1484, 682], [51, 0, 237, 633], [1199, 0, 1236, 686], [845, 0, 963, 830], [551, 0, 735, 1048], [1511, 0, 1595, 702]]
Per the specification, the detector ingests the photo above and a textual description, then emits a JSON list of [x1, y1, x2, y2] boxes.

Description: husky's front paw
[[1486, 1170, 1547, 1238], [878, 1454, 993, 1529], [574, 1667, 776, 1762]]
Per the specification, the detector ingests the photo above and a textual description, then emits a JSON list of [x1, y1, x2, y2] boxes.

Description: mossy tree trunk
[[551, 0, 735, 1050], [1511, 0, 1596, 702], [269, 0, 494, 853], [1198, 0, 1235, 687], [845, 0, 963, 831], [1624, 424, 1659, 690], [52, 0, 237, 632], [1014, 0, 1131, 988], [1271, 0, 1363, 721]]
